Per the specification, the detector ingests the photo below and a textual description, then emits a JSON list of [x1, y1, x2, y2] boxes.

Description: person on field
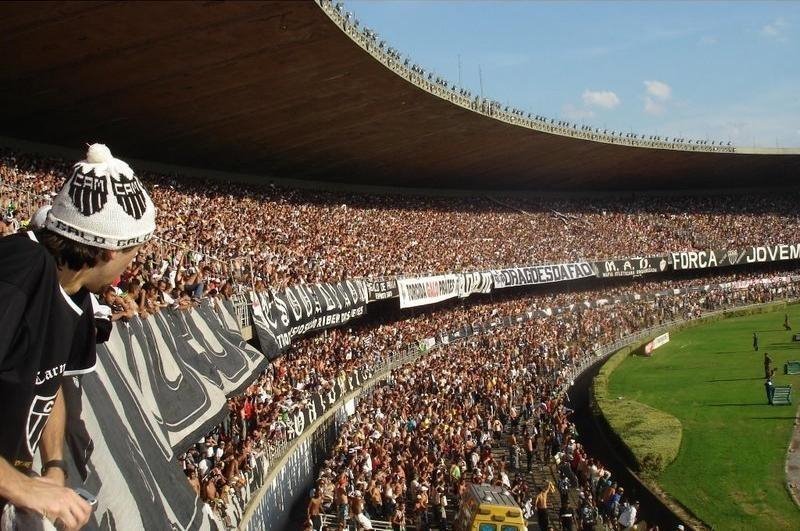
[[753, 332, 759, 351], [0, 144, 156, 531], [784, 313, 792, 331], [764, 378, 775, 404], [764, 352, 773, 379]]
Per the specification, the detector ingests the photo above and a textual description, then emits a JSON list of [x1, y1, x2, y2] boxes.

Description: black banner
[[62, 300, 266, 531], [491, 262, 596, 289], [96, 303, 266, 452], [251, 280, 369, 359], [595, 256, 669, 278], [366, 279, 399, 301], [438, 325, 471, 345], [244, 367, 369, 530], [459, 271, 494, 297], [669, 249, 732, 270], [287, 368, 368, 436], [740, 244, 800, 265], [670, 244, 800, 271], [62, 302, 369, 531], [184, 301, 268, 397], [65, 354, 220, 530]]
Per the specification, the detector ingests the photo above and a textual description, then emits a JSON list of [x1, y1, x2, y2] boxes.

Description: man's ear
[[100, 249, 115, 262]]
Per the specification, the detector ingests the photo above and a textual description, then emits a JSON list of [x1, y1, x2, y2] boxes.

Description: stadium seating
[[3, 148, 800, 529], [3, 148, 800, 291]]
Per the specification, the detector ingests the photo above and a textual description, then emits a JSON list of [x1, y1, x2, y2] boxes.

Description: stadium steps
[[489, 440, 573, 530], [318, 425, 574, 529], [422, 441, 566, 530]]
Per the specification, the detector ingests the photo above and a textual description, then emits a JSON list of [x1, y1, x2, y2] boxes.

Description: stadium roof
[[1, 0, 799, 191]]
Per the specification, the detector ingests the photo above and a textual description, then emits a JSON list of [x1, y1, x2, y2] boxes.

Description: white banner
[[398, 274, 461, 308], [644, 332, 670, 356], [719, 275, 792, 290]]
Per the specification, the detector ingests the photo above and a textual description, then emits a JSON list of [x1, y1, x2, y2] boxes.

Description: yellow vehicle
[[453, 484, 527, 531]]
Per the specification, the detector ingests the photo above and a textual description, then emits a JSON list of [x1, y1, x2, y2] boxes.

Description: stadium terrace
[[1, 1, 800, 531]]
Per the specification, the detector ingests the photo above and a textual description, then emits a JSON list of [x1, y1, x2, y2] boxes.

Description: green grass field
[[607, 305, 800, 530]]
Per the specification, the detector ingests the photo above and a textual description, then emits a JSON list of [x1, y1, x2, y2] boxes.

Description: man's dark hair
[[36, 229, 111, 270]]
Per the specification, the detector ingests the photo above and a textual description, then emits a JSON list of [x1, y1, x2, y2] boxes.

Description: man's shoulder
[[0, 232, 51, 289], [73, 288, 94, 316], [0, 231, 44, 253]]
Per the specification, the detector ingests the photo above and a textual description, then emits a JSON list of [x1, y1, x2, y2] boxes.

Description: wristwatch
[[43, 459, 69, 479]]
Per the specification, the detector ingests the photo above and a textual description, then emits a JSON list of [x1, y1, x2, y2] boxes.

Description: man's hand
[[14, 476, 91, 531]]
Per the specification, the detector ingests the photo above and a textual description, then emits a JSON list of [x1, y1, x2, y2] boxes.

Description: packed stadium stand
[[3, 145, 800, 530], [3, 152, 799, 287], [1, 1, 799, 531]]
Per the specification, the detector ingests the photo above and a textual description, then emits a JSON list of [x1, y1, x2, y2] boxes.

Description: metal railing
[[232, 343, 431, 526], [230, 294, 253, 333], [320, 513, 394, 531]]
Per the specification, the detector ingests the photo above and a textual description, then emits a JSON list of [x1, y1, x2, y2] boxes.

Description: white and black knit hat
[[30, 204, 51, 229], [46, 144, 156, 249]]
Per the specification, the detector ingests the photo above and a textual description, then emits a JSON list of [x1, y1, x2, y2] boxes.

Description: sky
[[348, 1, 800, 148]]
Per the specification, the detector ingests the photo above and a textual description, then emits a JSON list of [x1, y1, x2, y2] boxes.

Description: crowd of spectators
[[3, 147, 800, 528], [180, 267, 799, 527], [3, 148, 799, 292], [300, 272, 799, 530]]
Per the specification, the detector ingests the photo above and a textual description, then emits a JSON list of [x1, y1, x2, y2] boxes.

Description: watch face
[[74, 487, 98, 506]]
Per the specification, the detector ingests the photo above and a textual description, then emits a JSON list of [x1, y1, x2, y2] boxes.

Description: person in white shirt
[[361, 450, 372, 476], [355, 510, 373, 530], [617, 500, 638, 530], [500, 470, 511, 489], [470, 449, 480, 471], [198, 458, 210, 478]]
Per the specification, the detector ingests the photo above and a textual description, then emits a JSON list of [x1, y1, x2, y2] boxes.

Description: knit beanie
[[30, 204, 51, 229], [46, 144, 156, 249]]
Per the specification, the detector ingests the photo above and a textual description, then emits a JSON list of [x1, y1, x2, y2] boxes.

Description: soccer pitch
[[606, 304, 800, 530]]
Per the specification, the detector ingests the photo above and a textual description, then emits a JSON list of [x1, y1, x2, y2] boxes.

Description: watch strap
[[43, 459, 69, 479]]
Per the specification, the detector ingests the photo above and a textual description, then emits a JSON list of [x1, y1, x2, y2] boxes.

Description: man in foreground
[[0, 144, 156, 530]]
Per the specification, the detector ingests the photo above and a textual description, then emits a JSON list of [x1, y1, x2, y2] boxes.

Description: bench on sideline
[[771, 385, 793, 405]]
